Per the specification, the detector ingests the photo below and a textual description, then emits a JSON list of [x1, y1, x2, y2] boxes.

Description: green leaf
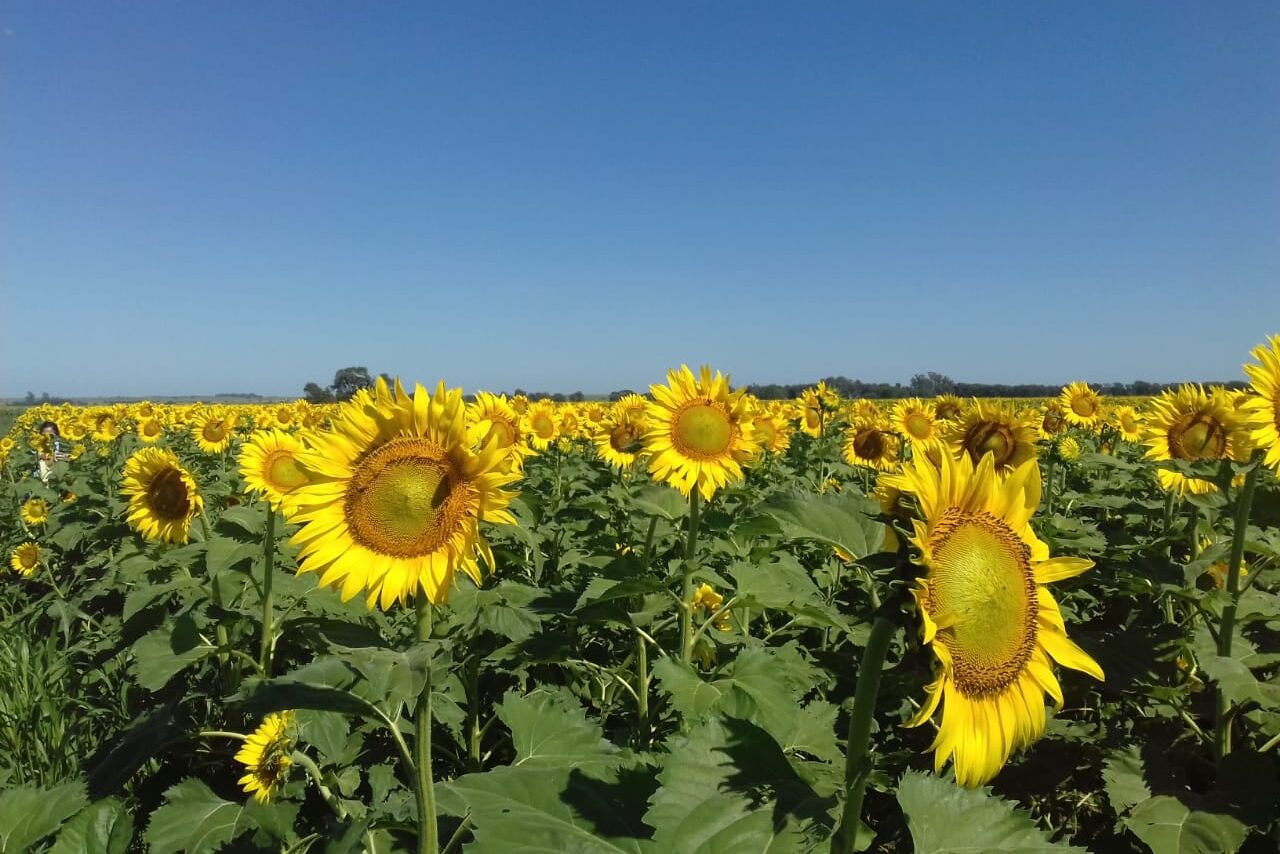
[[633, 485, 689, 521], [760, 492, 883, 561], [896, 771, 1085, 853], [205, 536, 258, 575], [144, 778, 296, 854], [497, 687, 626, 772], [130, 613, 216, 691], [217, 505, 267, 537], [652, 658, 726, 720], [1123, 796, 1248, 854], [0, 781, 88, 852], [1102, 746, 1150, 816], [239, 679, 372, 718], [50, 798, 134, 854]]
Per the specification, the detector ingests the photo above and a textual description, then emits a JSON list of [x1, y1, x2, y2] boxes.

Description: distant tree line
[[742, 373, 1248, 401]]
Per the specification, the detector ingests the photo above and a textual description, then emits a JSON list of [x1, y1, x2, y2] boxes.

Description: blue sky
[[2, 2, 1278, 397]]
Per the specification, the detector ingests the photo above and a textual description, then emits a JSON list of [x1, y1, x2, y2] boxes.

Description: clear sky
[[2, 2, 1278, 398]]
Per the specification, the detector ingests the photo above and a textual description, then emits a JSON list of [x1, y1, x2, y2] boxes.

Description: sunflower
[[120, 448, 203, 544], [239, 429, 313, 510], [1143, 385, 1251, 496], [1058, 436, 1081, 461], [285, 378, 518, 609], [933, 394, 966, 423], [0, 436, 14, 461], [946, 402, 1038, 474], [193, 410, 235, 454], [558, 409, 582, 443], [137, 417, 166, 443], [893, 398, 937, 444], [1243, 334, 1280, 473], [1112, 405, 1143, 442], [1037, 402, 1068, 439], [235, 711, 295, 803], [752, 413, 792, 455], [799, 388, 825, 437], [691, 582, 732, 631], [643, 366, 759, 501], [594, 414, 646, 470], [522, 400, 559, 451], [466, 392, 530, 471], [894, 452, 1103, 787], [9, 542, 41, 577], [842, 419, 902, 472], [20, 497, 50, 526], [91, 412, 121, 443], [1059, 382, 1103, 429], [614, 393, 650, 425]]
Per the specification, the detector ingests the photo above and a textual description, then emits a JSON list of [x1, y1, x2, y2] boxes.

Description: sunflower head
[[1059, 382, 1103, 429], [120, 447, 204, 544], [285, 378, 519, 609], [1143, 385, 1252, 495], [594, 414, 647, 471], [192, 410, 236, 454], [895, 452, 1103, 787], [1112, 405, 1143, 442], [235, 711, 296, 803], [522, 400, 560, 450], [137, 417, 166, 443], [1057, 436, 1082, 462], [239, 429, 313, 510], [1243, 334, 1280, 473], [467, 392, 530, 471], [9, 542, 41, 577], [643, 365, 759, 501], [946, 402, 1038, 474], [842, 418, 902, 472], [1038, 402, 1068, 439], [893, 398, 937, 444], [20, 497, 50, 527], [933, 394, 966, 423], [752, 413, 792, 455]]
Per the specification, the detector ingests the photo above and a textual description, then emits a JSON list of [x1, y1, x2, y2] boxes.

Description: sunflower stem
[[1186, 503, 1199, 563], [679, 490, 703, 666], [260, 507, 276, 678], [1214, 453, 1262, 768], [199, 510, 236, 689], [292, 749, 348, 820], [1044, 454, 1056, 516], [831, 617, 895, 854], [414, 597, 439, 854]]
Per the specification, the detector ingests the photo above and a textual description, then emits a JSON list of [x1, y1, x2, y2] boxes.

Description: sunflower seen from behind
[[890, 451, 1103, 787], [120, 448, 203, 544], [285, 378, 518, 609], [1242, 334, 1280, 473], [644, 365, 758, 501]]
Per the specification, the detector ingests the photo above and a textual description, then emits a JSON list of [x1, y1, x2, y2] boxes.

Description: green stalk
[[1186, 503, 1199, 563], [415, 598, 439, 854], [260, 507, 276, 677], [679, 491, 703, 665], [199, 510, 234, 688], [1044, 454, 1056, 516], [1215, 454, 1262, 766], [830, 617, 895, 854], [636, 631, 650, 744]]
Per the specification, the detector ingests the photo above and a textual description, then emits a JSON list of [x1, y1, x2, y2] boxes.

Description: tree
[[332, 367, 374, 401], [302, 382, 335, 404], [909, 372, 956, 395], [568, 391, 585, 402]]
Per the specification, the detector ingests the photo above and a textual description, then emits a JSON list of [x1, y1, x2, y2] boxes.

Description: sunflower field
[[2, 340, 1279, 854]]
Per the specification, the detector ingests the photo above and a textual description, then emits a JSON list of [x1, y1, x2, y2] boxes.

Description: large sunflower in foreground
[[235, 711, 295, 803], [946, 402, 1038, 474], [121, 448, 203, 544], [1059, 382, 1103, 430], [285, 379, 518, 609], [239, 429, 313, 510], [1143, 385, 1251, 495], [644, 365, 758, 501], [890, 452, 1103, 787], [1243, 334, 1280, 473]]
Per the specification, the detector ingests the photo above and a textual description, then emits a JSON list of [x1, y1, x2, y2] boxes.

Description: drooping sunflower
[[466, 392, 530, 471], [1243, 334, 1280, 473], [522, 400, 559, 451], [1112, 405, 1143, 442], [893, 398, 937, 444], [842, 419, 902, 472], [593, 414, 647, 470], [893, 451, 1103, 787], [1059, 382, 1103, 430], [643, 365, 759, 501], [285, 378, 519, 609], [9, 542, 41, 577], [946, 402, 1038, 474], [1143, 385, 1251, 495], [20, 497, 50, 526], [239, 429, 313, 510], [120, 447, 203, 544], [933, 394, 966, 423], [235, 711, 296, 803], [192, 410, 236, 454]]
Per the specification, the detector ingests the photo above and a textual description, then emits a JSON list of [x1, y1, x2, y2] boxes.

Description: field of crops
[[2, 342, 1279, 854]]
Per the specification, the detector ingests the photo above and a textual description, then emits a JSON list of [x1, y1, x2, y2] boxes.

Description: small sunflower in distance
[[239, 429, 312, 510], [893, 398, 937, 444], [933, 394, 965, 423], [235, 711, 296, 803], [1242, 334, 1280, 473], [20, 497, 50, 527], [842, 419, 902, 472], [1037, 402, 1068, 439], [752, 412, 792, 455], [1058, 436, 1082, 461], [137, 417, 165, 443], [9, 542, 41, 577], [644, 365, 758, 501], [522, 400, 559, 451], [892, 451, 1103, 787], [799, 388, 825, 438], [1112, 405, 1143, 443], [192, 410, 236, 454], [594, 414, 646, 470], [1059, 382, 1104, 430], [947, 402, 1038, 474], [1143, 385, 1251, 496], [286, 378, 518, 609], [121, 448, 203, 544]]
